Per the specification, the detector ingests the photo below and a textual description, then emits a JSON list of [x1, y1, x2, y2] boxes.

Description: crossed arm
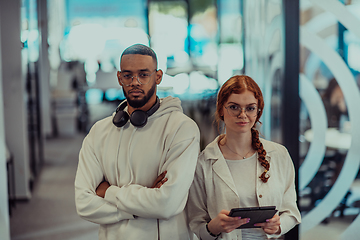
[[96, 171, 168, 198], [75, 123, 199, 225]]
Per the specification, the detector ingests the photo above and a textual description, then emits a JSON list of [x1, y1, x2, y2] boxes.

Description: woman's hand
[[254, 214, 281, 235], [207, 210, 250, 235]]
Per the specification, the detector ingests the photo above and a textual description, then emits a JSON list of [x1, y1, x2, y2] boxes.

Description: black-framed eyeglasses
[[225, 104, 259, 117], [119, 70, 157, 86]]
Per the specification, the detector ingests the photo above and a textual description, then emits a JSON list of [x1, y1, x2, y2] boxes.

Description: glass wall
[[242, 3, 301, 239], [243, 0, 285, 143], [217, 0, 244, 85], [241, 0, 360, 238], [299, 0, 360, 239]]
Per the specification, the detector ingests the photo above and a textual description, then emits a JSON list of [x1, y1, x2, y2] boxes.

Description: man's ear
[[155, 69, 163, 85], [117, 71, 123, 86]]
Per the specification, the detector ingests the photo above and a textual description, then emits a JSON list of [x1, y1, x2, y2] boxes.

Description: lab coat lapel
[[212, 158, 239, 197], [204, 137, 239, 197]]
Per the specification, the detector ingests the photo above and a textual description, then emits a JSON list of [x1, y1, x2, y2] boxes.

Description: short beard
[[123, 82, 156, 109]]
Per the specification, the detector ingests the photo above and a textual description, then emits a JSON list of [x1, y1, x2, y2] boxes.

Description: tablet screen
[[228, 206, 277, 229]]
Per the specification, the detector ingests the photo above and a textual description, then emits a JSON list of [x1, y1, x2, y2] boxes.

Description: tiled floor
[[9, 133, 98, 240]]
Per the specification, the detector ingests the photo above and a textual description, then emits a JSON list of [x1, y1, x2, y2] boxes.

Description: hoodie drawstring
[[124, 127, 137, 186]]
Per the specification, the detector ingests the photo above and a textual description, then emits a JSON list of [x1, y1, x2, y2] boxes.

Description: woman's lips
[[236, 122, 248, 126]]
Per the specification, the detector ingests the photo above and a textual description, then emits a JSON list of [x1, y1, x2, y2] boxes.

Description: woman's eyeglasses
[[225, 104, 259, 117]]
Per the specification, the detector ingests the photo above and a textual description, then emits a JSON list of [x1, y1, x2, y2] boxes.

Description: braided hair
[[251, 128, 269, 182], [215, 75, 270, 183]]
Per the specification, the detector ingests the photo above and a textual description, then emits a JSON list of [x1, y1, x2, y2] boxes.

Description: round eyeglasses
[[225, 104, 259, 117], [119, 70, 157, 86]]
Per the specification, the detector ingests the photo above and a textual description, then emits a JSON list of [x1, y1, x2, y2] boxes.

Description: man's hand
[[151, 171, 168, 188], [95, 171, 167, 198], [96, 180, 110, 198], [254, 214, 281, 235]]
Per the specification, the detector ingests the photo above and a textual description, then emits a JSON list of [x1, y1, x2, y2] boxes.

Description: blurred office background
[[1, 0, 360, 239]]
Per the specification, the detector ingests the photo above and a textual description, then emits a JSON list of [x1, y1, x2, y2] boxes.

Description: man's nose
[[130, 76, 141, 85]]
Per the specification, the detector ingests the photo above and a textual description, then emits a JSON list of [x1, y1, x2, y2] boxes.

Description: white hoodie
[[75, 96, 200, 240]]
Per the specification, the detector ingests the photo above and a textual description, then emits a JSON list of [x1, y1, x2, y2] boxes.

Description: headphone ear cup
[[130, 110, 148, 127], [113, 111, 129, 127], [114, 96, 160, 128]]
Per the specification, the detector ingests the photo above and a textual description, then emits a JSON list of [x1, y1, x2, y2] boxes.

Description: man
[[75, 44, 200, 239]]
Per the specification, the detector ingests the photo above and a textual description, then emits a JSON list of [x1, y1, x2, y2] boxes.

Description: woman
[[187, 75, 301, 239]]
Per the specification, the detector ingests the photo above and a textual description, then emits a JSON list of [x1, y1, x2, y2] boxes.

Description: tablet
[[228, 206, 277, 229]]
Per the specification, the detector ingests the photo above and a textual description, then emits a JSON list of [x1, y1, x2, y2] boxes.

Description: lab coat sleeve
[[74, 123, 135, 224], [104, 120, 200, 219], [186, 156, 217, 240], [267, 147, 301, 238]]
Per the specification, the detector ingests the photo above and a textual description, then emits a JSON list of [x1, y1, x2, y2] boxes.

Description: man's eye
[[123, 74, 132, 79], [139, 73, 149, 78]]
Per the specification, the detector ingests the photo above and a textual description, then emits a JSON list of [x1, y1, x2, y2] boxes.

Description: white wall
[[38, 0, 52, 137], [0, 8, 10, 240], [0, 0, 31, 199]]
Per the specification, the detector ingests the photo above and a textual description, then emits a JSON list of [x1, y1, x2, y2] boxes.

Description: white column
[[0, 7, 11, 240], [0, 0, 31, 199], [38, 0, 52, 137]]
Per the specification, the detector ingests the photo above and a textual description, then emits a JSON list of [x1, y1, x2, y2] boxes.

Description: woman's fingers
[[220, 216, 250, 232], [255, 215, 281, 234], [222, 218, 250, 233]]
